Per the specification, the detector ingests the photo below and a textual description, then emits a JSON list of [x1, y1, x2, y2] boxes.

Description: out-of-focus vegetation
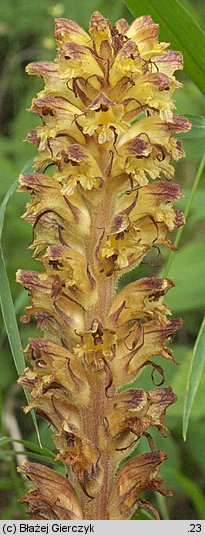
[[0, 0, 205, 521]]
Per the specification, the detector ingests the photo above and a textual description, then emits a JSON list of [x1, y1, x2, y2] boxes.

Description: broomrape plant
[[16, 12, 191, 520]]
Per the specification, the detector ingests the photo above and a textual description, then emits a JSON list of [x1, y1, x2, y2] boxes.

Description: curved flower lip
[[19, 173, 91, 233], [25, 388, 81, 427], [53, 143, 103, 195], [18, 461, 83, 520], [108, 449, 170, 519], [152, 50, 183, 76], [114, 180, 183, 218], [22, 337, 90, 404], [111, 317, 183, 388], [117, 114, 191, 151], [109, 40, 142, 84], [26, 129, 40, 147], [89, 92, 114, 111], [25, 61, 84, 109], [55, 17, 91, 47], [168, 114, 191, 133], [112, 181, 183, 228], [97, 181, 183, 275], [16, 268, 86, 343], [74, 318, 117, 373], [42, 244, 97, 298], [126, 14, 157, 37], [56, 423, 102, 496], [30, 97, 85, 144], [100, 386, 176, 458], [126, 21, 167, 60], [119, 72, 180, 122], [29, 97, 85, 147], [30, 96, 81, 120], [121, 135, 150, 157], [108, 277, 174, 327], [58, 41, 103, 80], [26, 61, 59, 79]]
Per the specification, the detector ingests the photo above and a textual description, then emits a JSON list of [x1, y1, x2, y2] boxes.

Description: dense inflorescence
[[17, 12, 190, 519]]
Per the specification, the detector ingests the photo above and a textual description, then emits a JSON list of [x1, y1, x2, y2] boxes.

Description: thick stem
[[82, 191, 115, 519]]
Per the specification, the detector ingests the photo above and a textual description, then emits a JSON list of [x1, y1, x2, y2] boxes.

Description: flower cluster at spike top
[[17, 12, 191, 520]]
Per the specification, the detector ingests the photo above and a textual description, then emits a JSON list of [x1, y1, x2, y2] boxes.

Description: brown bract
[[17, 10, 190, 519], [18, 462, 83, 520]]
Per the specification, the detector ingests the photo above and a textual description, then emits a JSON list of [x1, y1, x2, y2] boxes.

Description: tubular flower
[[18, 12, 190, 519]]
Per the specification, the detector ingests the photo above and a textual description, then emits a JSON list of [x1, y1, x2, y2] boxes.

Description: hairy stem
[[82, 192, 115, 519]]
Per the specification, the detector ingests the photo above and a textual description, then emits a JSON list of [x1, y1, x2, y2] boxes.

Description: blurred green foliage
[[0, 0, 205, 521]]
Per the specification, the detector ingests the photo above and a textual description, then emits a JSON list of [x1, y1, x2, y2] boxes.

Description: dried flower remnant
[[18, 11, 190, 519]]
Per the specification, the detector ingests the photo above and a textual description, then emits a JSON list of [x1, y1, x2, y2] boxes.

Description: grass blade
[[183, 316, 205, 441], [123, 0, 205, 96], [0, 245, 41, 447], [0, 160, 42, 447], [0, 289, 28, 350], [164, 151, 205, 278], [155, 494, 169, 520], [3, 450, 58, 465], [0, 245, 25, 375], [0, 180, 19, 240], [0, 436, 55, 458]]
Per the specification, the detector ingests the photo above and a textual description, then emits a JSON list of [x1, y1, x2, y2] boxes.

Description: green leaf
[[183, 316, 205, 440], [0, 245, 26, 376], [0, 159, 42, 447], [0, 180, 19, 240], [0, 247, 41, 446], [123, 0, 205, 95], [0, 289, 28, 351], [3, 449, 58, 465], [132, 510, 155, 520], [155, 494, 169, 520], [0, 436, 54, 458]]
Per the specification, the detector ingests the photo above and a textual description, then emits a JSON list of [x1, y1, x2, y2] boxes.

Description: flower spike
[[18, 11, 190, 519]]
